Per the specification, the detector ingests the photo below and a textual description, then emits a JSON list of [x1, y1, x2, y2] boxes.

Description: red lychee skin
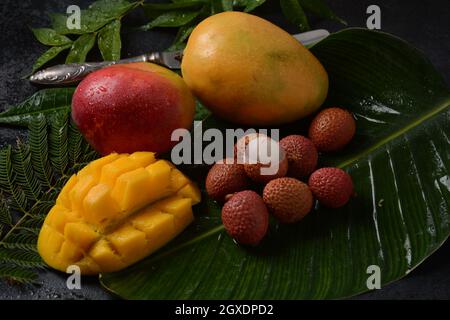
[[279, 135, 318, 178], [221, 190, 269, 245], [308, 107, 356, 152], [243, 152, 288, 184], [205, 160, 250, 203], [72, 62, 195, 155], [308, 167, 353, 208], [263, 177, 313, 223]]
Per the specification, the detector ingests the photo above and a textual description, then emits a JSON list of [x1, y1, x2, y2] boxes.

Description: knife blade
[[29, 29, 330, 86]]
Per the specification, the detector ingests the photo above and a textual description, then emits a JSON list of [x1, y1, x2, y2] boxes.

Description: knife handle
[[29, 54, 157, 85]]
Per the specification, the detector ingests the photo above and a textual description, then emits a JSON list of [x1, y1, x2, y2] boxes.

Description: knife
[[29, 29, 330, 86]]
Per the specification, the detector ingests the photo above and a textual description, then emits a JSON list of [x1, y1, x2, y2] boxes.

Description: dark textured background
[[0, 0, 449, 300]]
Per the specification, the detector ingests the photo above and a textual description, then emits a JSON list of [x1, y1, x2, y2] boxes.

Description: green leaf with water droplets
[[233, 0, 267, 12], [65, 33, 97, 63], [299, 0, 346, 25], [143, 1, 204, 20], [30, 0, 138, 72], [167, 22, 197, 51], [280, 0, 310, 31], [0, 88, 75, 126], [211, 0, 234, 13], [31, 28, 72, 46], [98, 20, 122, 61], [50, 0, 139, 35], [31, 44, 72, 73], [141, 1, 204, 31]]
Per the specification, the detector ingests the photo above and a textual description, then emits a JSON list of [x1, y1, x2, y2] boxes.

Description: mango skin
[[181, 12, 329, 125], [37, 152, 201, 275], [72, 62, 195, 156]]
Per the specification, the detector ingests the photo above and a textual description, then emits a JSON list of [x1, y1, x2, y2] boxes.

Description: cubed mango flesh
[[37, 152, 200, 275]]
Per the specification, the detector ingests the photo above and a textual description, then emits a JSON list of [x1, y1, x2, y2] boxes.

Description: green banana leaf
[[100, 28, 450, 299]]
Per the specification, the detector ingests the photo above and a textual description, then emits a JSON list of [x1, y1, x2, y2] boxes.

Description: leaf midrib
[[337, 97, 450, 169]]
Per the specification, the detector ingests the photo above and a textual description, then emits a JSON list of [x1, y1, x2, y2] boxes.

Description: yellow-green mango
[[182, 12, 329, 125]]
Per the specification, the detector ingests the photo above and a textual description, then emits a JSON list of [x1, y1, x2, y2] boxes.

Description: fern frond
[[0, 104, 97, 284], [20, 215, 45, 229], [29, 114, 54, 189], [30, 200, 54, 218], [14, 226, 41, 235], [13, 141, 42, 202], [0, 147, 28, 212], [0, 247, 44, 268], [2, 231, 38, 251], [68, 119, 98, 169], [49, 112, 69, 175], [0, 196, 12, 226], [0, 264, 39, 284], [82, 149, 99, 164], [68, 119, 85, 166]]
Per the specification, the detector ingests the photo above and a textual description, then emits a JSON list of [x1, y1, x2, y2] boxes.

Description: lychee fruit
[[308, 107, 356, 152], [263, 177, 313, 224], [244, 157, 288, 183], [235, 133, 288, 183], [206, 159, 250, 202], [221, 190, 269, 245], [308, 167, 353, 208], [279, 135, 318, 178]]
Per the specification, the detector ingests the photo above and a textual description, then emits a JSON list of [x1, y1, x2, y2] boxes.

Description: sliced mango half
[[38, 152, 200, 275]]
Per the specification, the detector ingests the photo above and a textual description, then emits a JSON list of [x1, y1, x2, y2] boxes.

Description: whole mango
[[181, 12, 328, 125], [72, 62, 195, 155], [37, 152, 201, 274]]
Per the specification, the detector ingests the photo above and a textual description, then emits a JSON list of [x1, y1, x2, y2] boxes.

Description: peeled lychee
[[308, 167, 353, 208], [221, 190, 269, 245], [263, 177, 313, 224], [206, 159, 250, 202], [308, 107, 356, 152], [235, 133, 288, 183], [279, 135, 318, 178], [234, 132, 260, 159]]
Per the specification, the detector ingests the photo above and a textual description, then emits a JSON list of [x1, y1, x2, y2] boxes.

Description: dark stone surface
[[0, 0, 449, 300]]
